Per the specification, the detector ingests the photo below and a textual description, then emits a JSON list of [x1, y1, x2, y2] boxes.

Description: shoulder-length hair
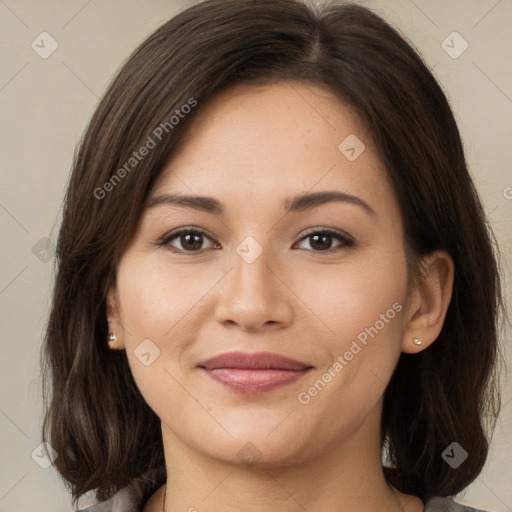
[[41, 0, 504, 507]]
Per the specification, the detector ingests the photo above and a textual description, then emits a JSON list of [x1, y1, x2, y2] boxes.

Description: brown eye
[[157, 227, 353, 255], [159, 228, 219, 253], [295, 229, 354, 253]]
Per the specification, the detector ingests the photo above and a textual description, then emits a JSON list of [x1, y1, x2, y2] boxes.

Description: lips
[[199, 351, 311, 371], [198, 351, 313, 394]]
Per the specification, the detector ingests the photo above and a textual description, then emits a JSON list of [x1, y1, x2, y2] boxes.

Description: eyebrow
[[145, 190, 376, 217]]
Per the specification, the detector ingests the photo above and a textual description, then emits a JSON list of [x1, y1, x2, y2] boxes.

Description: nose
[[214, 242, 294, 332]]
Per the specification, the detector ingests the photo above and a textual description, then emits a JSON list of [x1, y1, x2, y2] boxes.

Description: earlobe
[[401, 250, 454, 354], [106, 286, 125, 350]]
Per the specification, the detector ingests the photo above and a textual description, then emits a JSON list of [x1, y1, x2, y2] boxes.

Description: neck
[[155, 402, 423, 512]]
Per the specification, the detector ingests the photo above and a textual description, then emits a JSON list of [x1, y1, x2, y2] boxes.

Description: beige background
[[0, 1, 510, 511]]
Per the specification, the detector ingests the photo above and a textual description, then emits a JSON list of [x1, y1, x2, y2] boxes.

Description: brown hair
[[41, 0, 504, 507]]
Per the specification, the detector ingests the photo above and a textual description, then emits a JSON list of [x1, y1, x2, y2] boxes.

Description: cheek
[[116, 255, 217, 340], [294, 247, 408, 411], [115, 255, 221, 395], [292, 250, 408, 436], [295, 245, 408, 350], [115, 260, 192, 418]]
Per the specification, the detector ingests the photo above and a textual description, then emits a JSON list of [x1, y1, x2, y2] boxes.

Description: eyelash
[[156, 226, 354, 255]]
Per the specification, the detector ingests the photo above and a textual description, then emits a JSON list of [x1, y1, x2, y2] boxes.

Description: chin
[[185, 424, 319, 469]]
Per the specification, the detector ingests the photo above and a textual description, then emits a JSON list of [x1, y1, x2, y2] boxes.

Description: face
[[108, 81, 411, 467]]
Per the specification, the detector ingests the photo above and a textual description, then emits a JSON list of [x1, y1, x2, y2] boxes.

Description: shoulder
[[425, 496, 493, 512], [77, 468, 165, 512], [78, 484, 141, 512], [79, 490, 493, 512]]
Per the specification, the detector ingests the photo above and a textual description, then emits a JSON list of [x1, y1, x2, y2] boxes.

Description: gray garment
[[78, 486, 492, 512], [426, 497, 490, 512]]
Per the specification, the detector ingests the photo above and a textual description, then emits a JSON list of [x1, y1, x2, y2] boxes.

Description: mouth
[[197, 351, 314, 394]]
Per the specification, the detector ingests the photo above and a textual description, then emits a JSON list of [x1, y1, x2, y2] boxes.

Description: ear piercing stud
[[413, 337, 422, 346], [107, 332, 125, 350]]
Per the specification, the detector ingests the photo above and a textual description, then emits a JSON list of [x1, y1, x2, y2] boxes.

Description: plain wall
[[0, 1, 510, 511]]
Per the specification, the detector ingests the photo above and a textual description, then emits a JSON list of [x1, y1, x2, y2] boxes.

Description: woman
[[41, 0, 504, 511]]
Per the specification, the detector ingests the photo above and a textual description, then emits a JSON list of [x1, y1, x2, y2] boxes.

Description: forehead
[[150, 81, 394, 214]]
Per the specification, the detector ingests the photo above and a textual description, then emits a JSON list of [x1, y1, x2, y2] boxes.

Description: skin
[[107, 81, 454, 512]]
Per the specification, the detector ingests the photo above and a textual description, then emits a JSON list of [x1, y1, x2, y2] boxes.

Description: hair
[[41, 0, 504, 508]]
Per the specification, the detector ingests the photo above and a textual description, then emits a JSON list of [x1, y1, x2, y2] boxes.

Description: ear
[[401, 250, 454, 354], [106, 285, 125, 350]]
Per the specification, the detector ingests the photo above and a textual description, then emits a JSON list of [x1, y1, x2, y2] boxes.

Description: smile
[[198, 351, 314, 394]]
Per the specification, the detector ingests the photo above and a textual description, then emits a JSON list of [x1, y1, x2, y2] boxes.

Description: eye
[[158, 227, 219, 253], [293, 228, 354, 253], [157, 227, 354, 255]]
